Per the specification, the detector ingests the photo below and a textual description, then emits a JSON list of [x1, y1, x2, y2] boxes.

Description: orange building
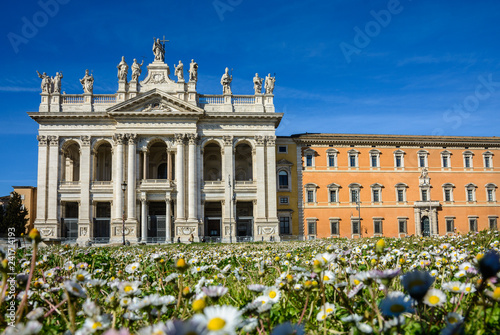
[[12, 186, 37, 233], [290, 134, 500, 238]]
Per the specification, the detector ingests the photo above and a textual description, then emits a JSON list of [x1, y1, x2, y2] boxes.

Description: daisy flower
[[193, 305, 241, 335], [401, 270, 434, 301], [423, 288, 446, 307], [263, 287, 281, 304], [321, 270, 335, 284], [125, 262, 140, 274], [442, 281, 464, 294], [316, 302, 336, 321]]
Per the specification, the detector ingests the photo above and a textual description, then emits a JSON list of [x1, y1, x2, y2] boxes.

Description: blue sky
[[1, 0, 500, 195]]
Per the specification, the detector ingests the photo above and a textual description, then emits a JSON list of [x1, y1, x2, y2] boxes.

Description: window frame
[[441, 150, 451, 168], [393, 149, 405, 168], [351, 219, 360, 236], [279, 216, 291, 235], [304, 149, 316, 168], [395, 183, 408, 203], [327, 183, 340, 204], [348, 149, 359, 168], [307, 219, 317, 236], [442, 183, 455, 203], [326, 148, 338, 168], [489, 216, 498, 230], [469, 217, 478, 232], [373, 218, 383, 235], [279, 196, 289, 205], [485, 183, 497, 202], [417, 150, 429, 168], [277, 170, 290, 190], [463, 151, 474, 169], [330, 218, 340, 236], [369, 149, 381, 168], [370, 183, 383, 204], [398, 218, 407, 234], [465, 183, 477, 202], [277, 145, 288, 154], [483, 151, 493, 168], [304, 183, 318, 204], [445, 217, 455, 233], [349, 183, 362, 204]]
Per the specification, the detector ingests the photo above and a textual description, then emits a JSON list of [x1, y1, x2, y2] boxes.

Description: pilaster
[[44, 135, 59, 238], [77, 135, 91, 243], [223, 136, 234, 228], [265, 136, 279, 232], [34, 136, 48, 226], [50, 92, 61, 112], [175, 134, 185, 221], [187, 133, 198, 222], [254, 135, 266, 222], [126, 134, 137, 224]]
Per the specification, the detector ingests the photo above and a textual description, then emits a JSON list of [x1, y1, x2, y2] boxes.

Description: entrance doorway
[[148, 202, 166, 243], [62, 202, 78, 240], [421, 216, 430, 237], [236, 202, 254, 242], [94, 202, 111, 243], [204, 202, 222, 241]]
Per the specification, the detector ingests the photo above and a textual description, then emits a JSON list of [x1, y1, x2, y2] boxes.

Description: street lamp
[[121, 181, 127, 246]]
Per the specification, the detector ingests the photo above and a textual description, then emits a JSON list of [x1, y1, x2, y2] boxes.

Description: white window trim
[[442, 183, 455, 203], [373, 217, 383, 236], [370, 183, 383, 204], [485, 183, 497, 202], [369, 149, 381, 168], [445, 216, 455, 234], [327, 183, 340, 204], [326, 148, 338, 168], [304, 149, 316, 168], [393, 149, 405, 169], [277, 168, 292, 192], [465, 183, 477, 202], [463, 151, 474, 169], [468, 216, 478, 232], [417, 150, 429, 168], [489, 215, 498, 230], [483, 151, 493, 169], [351, 218, 361, 237], [398, 217, 408, 236], [329, 217, 340, 237], [349, 183, 362, 203], [306, 218, 317, 237], [419, 183, 431, 201], [279, 196, 289, 205], [441, 150, 452, 169], [277, 145, 288, 154], [348, 149, 359, 168], [395, 183, 408, 203], [304, 183, 318, 204]]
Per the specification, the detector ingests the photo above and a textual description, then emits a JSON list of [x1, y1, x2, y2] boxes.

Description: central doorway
[[236, 202, 254, 242], [204, 202, 222, 242], [148, 202, 166, 243], [421, 216, 430, 237]]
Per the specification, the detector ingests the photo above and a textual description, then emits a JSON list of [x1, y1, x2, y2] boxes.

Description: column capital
[[81, 135, 91, 146], [187, 133, 198, 145], [48, 135, 59, 146], [222, 135, 233, 146], [174, 133, 185, 144], [254, 135, 265, 146], [127, 133, 137, 144], [113, 133, 125, 145], [266, 135, 276, 146], [37, 135, 47, 146]]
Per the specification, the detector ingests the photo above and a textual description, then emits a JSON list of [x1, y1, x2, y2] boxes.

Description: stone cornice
[[291, 133, 500, 148]]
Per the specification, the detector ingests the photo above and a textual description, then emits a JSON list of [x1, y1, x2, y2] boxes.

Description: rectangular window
[[278, 145, 287, 153], [442, 156, 448, 168], [352, 220, 360, 234], [397, 190, 404, 202], [398, 219, 407, 233], [490, 218, 498, 230], [485, 156, 491, 168], [371, 155, 378, 168], [487, 189, 494, 202], [349, 155, 356, 167], [419, 155, 426, 168], [446, 219, 454, 233], [373, 189, 380, 203], [469, 218, 477, 232], [395, 156, 402, 168], [421, 190, 428, 202], [467, 189, 474, 202], [279, 217, 290, 234], [444, 189, 451, 202], [306, 155, 313, 167], [330, 220, 339, 235], [374, 220, 382, 234], [308, 221, 316, 235], [307, 190, 314, 203], [328, 155, 336, 167], [464, 156, 471, 168], [279, 196, 289, 204], [351, 189, 359, 203], [329, 190, 337, 203]]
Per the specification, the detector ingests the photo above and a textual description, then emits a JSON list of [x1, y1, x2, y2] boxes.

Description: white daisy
[[423, 288, 447, 307], [193, 305, 241, 335]]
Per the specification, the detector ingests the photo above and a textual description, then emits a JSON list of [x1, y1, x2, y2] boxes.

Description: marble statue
[[117, 56, 128, 81], [36, 71, 52, 93], [131, 59, 144, 81], [153, 38, 165, 62], [52, 72, 63, 93], [174, 60, 184, 81], [253, 73, 263, 94], [189, 59, 198, 82], [420, 167, 428, 179], [80, 69, 94, 94], [221, 67, 232, 94], [264, 73, 275, 94]]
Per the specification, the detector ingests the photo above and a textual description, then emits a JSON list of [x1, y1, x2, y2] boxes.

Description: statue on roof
[[174, 60, 184, 81], [189, 59, 198, 82], [152, 38, 165, 62], [52, 72, 63, 93], [117, 56, 128, 81], [36, 71, 52, 93], [131, 59, 144, 81], [264, 73, 275, 94], [80, 69, 94, 94], [221, 67, 232, 94], [253, 73, 263, 94]]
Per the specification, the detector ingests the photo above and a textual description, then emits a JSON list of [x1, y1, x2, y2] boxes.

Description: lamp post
[[121, 181, 127, 246]]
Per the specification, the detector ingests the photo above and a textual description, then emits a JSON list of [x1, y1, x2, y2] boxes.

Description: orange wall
[[302, 146, 499, 238]]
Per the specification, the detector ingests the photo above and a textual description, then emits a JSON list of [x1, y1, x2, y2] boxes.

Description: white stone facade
[[30, 47, 282, 243]]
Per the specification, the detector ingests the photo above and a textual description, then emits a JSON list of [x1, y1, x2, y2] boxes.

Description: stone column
[[78, 136, 91, 242], [127, 134, 137, 223], [46, 135, 59, 228], [141, 194, 147, 242], [175, 134, 185, 221], [255, 135, 266, 221], [142, 150, 147, 179], [166, 198, 172, 242], [113, 134, 125, 221], [266, 136, 278, 218], [187, 133, 198, 222], [34, 136, 48, 226], [223, 136, 234, 226], [167, 150, 173, 181]]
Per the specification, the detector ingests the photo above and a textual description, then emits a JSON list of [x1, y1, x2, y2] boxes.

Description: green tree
[[3, 192, 28, 237], [0, 203, 4, 233]]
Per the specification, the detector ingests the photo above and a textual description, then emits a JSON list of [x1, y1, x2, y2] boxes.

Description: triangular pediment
[[277, 159, 294, 166], [107, 89, 204, 115]]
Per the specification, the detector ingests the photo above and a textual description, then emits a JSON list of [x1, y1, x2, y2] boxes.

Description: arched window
[[278, 170, 289, 189]]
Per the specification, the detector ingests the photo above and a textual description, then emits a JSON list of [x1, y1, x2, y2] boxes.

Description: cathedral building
[[30, 41, 281, 243]]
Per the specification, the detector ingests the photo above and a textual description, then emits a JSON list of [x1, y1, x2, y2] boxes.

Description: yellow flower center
[[326, 308, 333, 313], [92, 322, 102, 330], [124, 285, 133, 293], [493, 287, 500, 299], [323, 276, 330, 281], [428, 295, 440, 305], [177, 259, 186, 268], [132, 266, 136, 270], [192, 299, 205, 312], [465, 287, 471, 292], [448, 316, 458, 323], [269, 291, 277, 299], [354, 279, 360, 285], [321, 314, 326, 319], [390, 304, 405, 313], [76, 274, 85, 281], [207, 317, 226, 331], [452, 286, 460, 291]]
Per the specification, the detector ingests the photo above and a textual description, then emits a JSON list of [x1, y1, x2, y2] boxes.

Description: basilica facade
[[30, 42, 281, 243]]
